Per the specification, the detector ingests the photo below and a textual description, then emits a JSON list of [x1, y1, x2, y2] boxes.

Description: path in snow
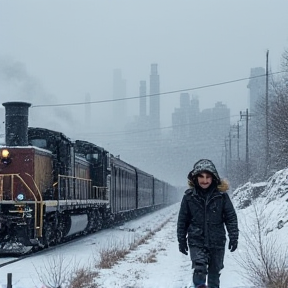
[[94, 205, 250, 288]]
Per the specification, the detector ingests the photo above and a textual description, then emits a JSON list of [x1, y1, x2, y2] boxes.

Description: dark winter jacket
[[177, 181, 239, 249]]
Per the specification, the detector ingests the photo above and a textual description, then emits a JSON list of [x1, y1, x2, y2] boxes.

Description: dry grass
[[69, 268, 100, 288], [35, 215, 173, 287], [96, 246, 130, 269], [95, 216, 172, 269]]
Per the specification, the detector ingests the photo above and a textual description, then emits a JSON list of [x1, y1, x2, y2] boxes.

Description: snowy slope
[[233, 168, 288, 241]]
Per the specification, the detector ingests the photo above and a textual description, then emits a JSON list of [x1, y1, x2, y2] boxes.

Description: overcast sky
[[1, 0, 288, 132]]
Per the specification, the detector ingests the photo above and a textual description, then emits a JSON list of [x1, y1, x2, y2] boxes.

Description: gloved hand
[[179, 242, 188, 255], [228, 239, 238, 252]]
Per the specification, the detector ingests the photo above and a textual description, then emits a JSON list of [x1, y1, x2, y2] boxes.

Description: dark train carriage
[[136, 168, 154, 209], [153, 177, 165, 207], [110, 155, 137, 214], [165, 183, 180, 205]]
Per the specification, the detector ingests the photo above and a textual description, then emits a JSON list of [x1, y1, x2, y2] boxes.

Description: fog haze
[[1, 0, 288, 184]]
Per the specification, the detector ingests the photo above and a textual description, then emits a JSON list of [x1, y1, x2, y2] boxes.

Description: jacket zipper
[[204, 192, 222, 247]]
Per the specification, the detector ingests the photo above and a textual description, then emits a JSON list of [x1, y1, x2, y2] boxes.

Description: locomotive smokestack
[[2, 101, 31, 146]]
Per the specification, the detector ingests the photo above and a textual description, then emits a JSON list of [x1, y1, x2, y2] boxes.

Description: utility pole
[[266, 50, 270, 176], [224, 138, 228, 176], [230, 122, 240, 161], [237, 121, 240, 160], [229, 132, 232, 161], [240, 109, 251, 181]]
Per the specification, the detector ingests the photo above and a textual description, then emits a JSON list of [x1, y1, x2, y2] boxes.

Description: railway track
[[0, 256, 25, 268], [0, 215, 146, 268], [0, 241, 75, 268], [0, 232, 90, 268]]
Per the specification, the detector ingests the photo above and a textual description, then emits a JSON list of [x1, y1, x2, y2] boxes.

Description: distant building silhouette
[[172, 93, 191, 138], [119, 65, 234, 186], [172, 93, 230, 177], [138, 80, 150, 129], [149, 64, 160, 131], [113, 69, 127, 129]]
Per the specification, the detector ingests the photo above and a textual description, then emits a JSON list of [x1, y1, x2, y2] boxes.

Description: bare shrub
[[236, 204, 288, 288], [34, 254, 100, 288], [33, 254, 72, 288]]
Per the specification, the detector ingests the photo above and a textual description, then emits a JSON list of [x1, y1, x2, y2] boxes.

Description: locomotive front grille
[[0, 173, 44, 238]]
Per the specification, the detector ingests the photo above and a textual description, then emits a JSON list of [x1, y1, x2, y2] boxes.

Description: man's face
[[197, 172, 213, 189]]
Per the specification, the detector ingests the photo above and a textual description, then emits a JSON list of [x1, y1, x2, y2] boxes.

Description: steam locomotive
[[0, 102, 179, 255]]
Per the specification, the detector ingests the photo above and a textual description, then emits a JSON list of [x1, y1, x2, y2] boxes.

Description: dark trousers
[[189, 246, 225, 288]]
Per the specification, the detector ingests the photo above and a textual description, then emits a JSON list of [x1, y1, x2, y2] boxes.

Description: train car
[[0, 101, 179, 255], [135, 168, 154, 210], [109, 155, 137, 215], [165, 182, 179, 205], [153, 177, 165, 207]]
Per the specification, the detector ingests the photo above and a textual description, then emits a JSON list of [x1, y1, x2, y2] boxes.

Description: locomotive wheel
[[44, 226, 52, 247], [44, 224, 55, 247], [89, 210, 98, 232], [55, 229, 63, 244], [96, 211, 103, 230]]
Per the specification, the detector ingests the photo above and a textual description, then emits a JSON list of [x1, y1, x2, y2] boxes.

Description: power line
[[75, 114, 240, 137], [31, 71, 285, 108]]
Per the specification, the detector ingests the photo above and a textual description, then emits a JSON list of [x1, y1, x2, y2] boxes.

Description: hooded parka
[[177, 159, 238, 249]]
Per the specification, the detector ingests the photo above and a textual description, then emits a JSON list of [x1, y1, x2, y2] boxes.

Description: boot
[[193, 271, 206, 287]]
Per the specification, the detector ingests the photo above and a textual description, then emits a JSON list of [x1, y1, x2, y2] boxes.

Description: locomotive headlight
[[1, 149, 9, 158], [1, 149, 11, 165], [1, 149, 12, 165]]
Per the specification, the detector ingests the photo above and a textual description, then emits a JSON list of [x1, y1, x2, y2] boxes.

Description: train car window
[[85, 153, 99, 161], [85, 154, 92, 161], [30, 139, 47, 148]]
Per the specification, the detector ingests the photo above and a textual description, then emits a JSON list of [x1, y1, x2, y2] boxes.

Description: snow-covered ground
[[1, 168, 288, 288]]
